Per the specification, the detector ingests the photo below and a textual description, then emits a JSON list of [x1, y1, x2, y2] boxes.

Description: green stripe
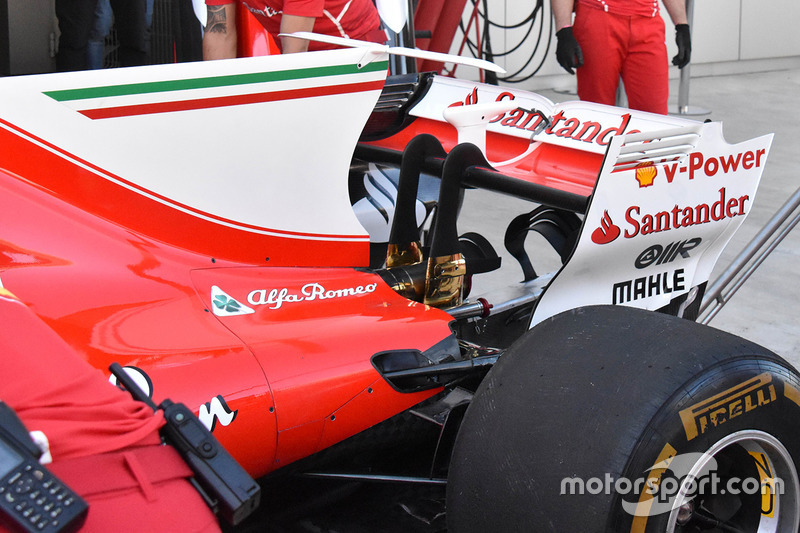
[[44, 61, 388, 102]]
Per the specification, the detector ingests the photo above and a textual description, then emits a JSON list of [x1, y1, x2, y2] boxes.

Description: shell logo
[[635, 162, 657, 188]]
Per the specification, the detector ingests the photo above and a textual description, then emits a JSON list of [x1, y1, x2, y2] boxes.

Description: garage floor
[[233, 477, 446, 532]]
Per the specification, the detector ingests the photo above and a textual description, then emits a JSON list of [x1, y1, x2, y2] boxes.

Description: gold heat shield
[[386, 242, 424, 269], [424, 253, 467, 307]]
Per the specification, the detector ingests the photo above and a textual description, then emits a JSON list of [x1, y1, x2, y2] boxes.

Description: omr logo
[[635, 238, 702, 269], [591, 211, 621, 244], [635, 162, 657, 188]]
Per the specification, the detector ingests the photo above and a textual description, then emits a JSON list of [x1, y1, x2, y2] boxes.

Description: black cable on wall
[[458, 0, 552, 84]]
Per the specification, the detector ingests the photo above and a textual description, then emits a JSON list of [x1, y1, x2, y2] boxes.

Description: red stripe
[[0, 117, 365, 241], [80, 80, 385, 120], [0, 121, 369, 267]]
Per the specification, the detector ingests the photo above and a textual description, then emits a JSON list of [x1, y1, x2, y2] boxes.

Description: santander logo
[[448, 88, 636, 148], [591, 211, 621, 245]]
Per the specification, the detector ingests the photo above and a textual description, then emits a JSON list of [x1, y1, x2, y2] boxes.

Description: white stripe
[[323, 1, 354, 39], [0, 121, 368, 243]]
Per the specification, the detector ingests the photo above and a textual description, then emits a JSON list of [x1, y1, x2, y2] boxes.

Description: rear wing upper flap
[[404, 75, 701, 157]]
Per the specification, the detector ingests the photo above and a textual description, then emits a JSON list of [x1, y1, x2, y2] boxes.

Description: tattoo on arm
[[206, 5, 229, 34]]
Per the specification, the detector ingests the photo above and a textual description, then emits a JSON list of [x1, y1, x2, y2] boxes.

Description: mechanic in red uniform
[[0, 288, 220, 532], [551, 0, 691, 115], [203, 0, 383, 58]]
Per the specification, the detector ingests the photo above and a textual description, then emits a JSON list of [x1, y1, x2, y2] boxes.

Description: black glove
[[673, 23, 691, 68], [555, 26, 583, 74]]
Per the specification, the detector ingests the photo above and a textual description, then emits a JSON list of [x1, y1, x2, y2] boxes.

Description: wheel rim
[[666, 430, 800, 533]]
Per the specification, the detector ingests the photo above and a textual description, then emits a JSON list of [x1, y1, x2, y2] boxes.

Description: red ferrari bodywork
[[0, 137, 452, 477], [0, 49, 455, 478]]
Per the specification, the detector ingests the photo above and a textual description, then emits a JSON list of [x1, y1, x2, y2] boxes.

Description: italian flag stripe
[[80, 79, 386, 119], [44, 61, 388, 102]]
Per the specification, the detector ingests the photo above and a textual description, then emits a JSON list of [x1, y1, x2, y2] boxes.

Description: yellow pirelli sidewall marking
[[678, 373, 776, 441], [749, 451, 776, 518], [630, 442, 678, 533], [784, 383, 800, 408]]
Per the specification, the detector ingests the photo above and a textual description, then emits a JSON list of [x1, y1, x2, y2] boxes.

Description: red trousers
[[49, 445, 221, 533], [573, 4, 669, 115], [0, 295, 221, 533]]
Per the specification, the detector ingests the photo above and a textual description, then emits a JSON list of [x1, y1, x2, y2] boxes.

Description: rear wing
[[364, 75, 706, 199], [406, 76, 699, 157], [531, 121, 773, 325]]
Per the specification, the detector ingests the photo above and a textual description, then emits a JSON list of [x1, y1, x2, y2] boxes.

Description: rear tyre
[[446, 306, 800, 532]]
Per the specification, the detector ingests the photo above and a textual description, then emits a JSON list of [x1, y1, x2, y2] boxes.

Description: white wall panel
[[670, 0, 740, 64], [740, 0, 800, 60]]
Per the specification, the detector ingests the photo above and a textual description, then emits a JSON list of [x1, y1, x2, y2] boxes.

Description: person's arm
[[661, 0, 688, 25], [551, 0, 575, 31], [279, 14, 316, 53], [661, 0, 691, 68], [550, 0, 582, 74], [203, 3, 237, 60]]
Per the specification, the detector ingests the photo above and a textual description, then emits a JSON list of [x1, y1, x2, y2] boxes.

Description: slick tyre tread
[[446, 305, 800, 533]]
